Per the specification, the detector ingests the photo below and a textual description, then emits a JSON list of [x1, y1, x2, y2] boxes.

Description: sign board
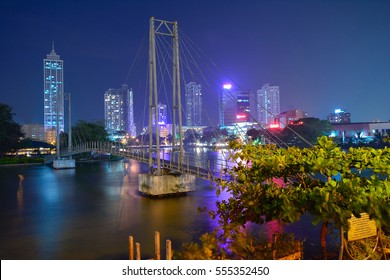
[[347, 213, 377, 241]]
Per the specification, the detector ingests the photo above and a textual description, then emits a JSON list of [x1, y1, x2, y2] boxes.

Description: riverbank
[[0, 155, 123, 167], [0, 157, 44, 166]]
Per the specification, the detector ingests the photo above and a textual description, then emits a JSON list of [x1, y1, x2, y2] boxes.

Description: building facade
[[21, 124, 45, 141], [104, 84, 136, 137], [152, 102, 167, 125], [277, 109, 307, 128], [185, 82, 203, 126], [43, 45, 64, 144], [237, 91, 251, 123], [251, 84, 280, 127], [331, 122, 390, 143], [219, 84, 251, 127], [327, 109, 351, 123]]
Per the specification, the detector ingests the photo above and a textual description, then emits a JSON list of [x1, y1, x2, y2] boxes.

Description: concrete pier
[[53, 159, 76, 169], [138, 172, 196, 196]]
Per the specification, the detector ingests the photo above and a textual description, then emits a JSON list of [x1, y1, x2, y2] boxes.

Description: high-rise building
[[219, 84, 251, 126], [104, 84, 136, 136], [252, 84, 280, 127], [185, 82, 202, 126], [43, 44, 64, 144], [152, 102, 167, 125], [327, 109, 351, 123], [237, 92, 251, 123]]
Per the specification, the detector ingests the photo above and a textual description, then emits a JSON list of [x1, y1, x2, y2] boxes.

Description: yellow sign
[[347, 213, 377, 241]]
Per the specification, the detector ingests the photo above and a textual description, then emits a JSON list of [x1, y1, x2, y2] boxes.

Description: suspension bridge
[[58, 141, 232, 181], [49, 16, 293, 195]]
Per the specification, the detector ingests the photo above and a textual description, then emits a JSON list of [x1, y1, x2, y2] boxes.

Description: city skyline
[[1, 0, 390, 128]]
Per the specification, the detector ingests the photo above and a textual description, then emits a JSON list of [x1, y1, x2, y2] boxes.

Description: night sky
[[1, 0, 389, 130]]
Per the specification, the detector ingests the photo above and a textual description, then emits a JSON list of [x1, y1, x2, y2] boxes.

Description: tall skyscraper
[[104, 84, 136, 136], [43, 44, 64, 144], [185, 82, 203, 126], [252, 84, 280, 127], [219, 84, 251, 126], [152, 103, 167, 125]]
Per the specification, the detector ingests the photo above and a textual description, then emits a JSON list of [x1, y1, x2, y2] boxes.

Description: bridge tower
[[139, 17, 195, 196], [148, 16, 183, 175]]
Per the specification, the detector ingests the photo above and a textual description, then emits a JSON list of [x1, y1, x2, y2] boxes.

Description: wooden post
[[136, 243, 141, 260], [207, 160, 211, 181], [129, 236, 134, 260], [166, 239, 172, 260], [339, 228, 344, 260], [155, 231, 161, 260]]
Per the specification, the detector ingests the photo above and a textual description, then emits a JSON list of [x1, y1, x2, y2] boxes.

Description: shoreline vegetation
[[0, 154, 123, 166]]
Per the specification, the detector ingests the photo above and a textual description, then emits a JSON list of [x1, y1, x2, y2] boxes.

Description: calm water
[[0, 152, 339, 260]]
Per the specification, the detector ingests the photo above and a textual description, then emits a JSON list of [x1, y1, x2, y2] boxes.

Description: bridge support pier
[[53, 158, 76, 169], [138, 173, 195, 196]]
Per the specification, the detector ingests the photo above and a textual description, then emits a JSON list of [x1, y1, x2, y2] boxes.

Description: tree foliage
[[211, 136, 390, 258], [71, 120, 108, 144], [0, 103, 23, 156], [183, 129, 201, 145], [280, 118, 332, 147]]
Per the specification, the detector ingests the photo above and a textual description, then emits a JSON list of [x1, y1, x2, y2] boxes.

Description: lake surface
[[0, 152, 339, 260]]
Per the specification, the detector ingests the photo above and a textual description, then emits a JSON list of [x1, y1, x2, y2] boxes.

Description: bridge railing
[[61, 141, 235, 181]]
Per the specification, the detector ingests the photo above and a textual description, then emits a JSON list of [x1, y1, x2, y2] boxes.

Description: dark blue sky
[[1, 0, 389, 128]]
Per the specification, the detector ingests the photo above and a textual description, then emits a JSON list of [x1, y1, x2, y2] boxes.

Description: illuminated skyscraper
[[219, 84, 251, 126], [253, 84, 280, 127], [152, 103, 167, 125], [43, 44, 64, 144], [185, 82, 202, 126], [104, 84, 136, 136]]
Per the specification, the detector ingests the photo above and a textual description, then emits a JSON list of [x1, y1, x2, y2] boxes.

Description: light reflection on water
[[0, 155, 338, 260]]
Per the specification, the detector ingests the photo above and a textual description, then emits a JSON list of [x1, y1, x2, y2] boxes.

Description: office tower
[[185, 82, 202, 126], [104, 84, 136, 136], [43, 44, 64, 144], [237, 92, 251, 122], [219, 84, 251, 126], [152, 103, 167, 125], [252, 84, 280, 127], [327, 109, 351, 123], [219, 84, 237, 126]]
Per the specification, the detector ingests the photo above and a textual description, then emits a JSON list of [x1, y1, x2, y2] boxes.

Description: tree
[[280, 118, 332, 147], [71, 120, 108, 144], [0, 103, 23, 157], [200, 128, 216, 144], [183, 129, 201, 145], [212, 136, 390, 259]]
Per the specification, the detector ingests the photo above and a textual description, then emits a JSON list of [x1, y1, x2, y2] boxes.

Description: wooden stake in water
[[155, 231, 161, 260], [166, 239, 172, 260], [136, 242, 141, 260], [128, 236, 134, 260]]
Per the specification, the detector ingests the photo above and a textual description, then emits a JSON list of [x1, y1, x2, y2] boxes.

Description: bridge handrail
[[59, 141, 233, 180]]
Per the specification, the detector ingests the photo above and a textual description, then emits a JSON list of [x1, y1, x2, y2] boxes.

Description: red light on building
[[269, 123, 280, 129], [290, 120, 304, 126], [236, 114, 246, 119]]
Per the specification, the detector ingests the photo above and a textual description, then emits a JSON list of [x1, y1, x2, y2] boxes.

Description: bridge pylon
[[139, 17, 195, 196]]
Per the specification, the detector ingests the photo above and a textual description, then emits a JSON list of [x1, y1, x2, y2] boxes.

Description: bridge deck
[[50, 141, 233, 181]]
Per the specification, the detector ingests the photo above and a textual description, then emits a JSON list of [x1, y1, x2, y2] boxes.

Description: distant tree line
[[0, 103, 23, 157]]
